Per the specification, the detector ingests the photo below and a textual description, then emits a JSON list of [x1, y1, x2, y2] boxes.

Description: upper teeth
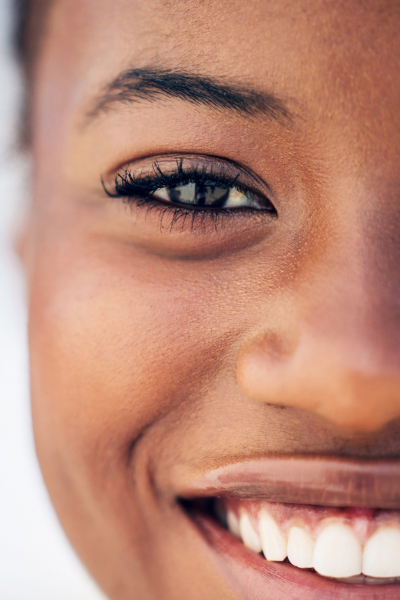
[[259, 510, 288, 562], [287, 526, 315, 569], [313, 523, 362, 578], [239, 512, 263, 553], [363, 528, 400, 578], [228, 508, 400, 580]]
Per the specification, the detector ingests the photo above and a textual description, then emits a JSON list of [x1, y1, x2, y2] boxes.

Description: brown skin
[[24, 0, 400, 598]]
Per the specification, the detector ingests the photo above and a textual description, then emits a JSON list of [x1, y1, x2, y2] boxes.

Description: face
[[27, 1, 400, 599]]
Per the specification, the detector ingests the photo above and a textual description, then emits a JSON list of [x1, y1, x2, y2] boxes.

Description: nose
[[237, 329, 400, 432], [236, 224, 400, 433]]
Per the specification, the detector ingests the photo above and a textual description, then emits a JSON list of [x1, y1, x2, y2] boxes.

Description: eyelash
[[102, 158, 276, 232]]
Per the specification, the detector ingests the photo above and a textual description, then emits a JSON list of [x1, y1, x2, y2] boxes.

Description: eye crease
[[102, 156, 277, 232]]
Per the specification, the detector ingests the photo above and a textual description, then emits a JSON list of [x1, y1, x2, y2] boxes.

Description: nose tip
[[236, 331, 400, 433]]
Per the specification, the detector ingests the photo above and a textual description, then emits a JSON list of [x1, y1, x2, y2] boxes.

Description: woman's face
[[27, 1, 400, 599]]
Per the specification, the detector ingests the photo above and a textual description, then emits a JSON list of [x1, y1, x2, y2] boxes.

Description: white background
[[0, 1, 106, 598]]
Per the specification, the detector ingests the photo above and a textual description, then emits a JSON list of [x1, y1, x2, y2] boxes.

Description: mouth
[[177, 456, 400, 599]]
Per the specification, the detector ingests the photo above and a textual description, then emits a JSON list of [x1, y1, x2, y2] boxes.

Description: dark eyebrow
[[86, 67, 292, 124]]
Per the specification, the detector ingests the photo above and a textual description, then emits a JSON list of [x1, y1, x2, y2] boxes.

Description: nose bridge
[[237, 197, 400, 432], [309, 195, 400, 373], [360, 197, 400, 362], [297, 205, 400, 428]]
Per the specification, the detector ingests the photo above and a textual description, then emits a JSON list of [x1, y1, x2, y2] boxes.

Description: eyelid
[[102, 152, 276, 205]]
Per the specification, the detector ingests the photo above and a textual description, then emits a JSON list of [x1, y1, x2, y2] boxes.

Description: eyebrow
[[86, 67, 292, 124]]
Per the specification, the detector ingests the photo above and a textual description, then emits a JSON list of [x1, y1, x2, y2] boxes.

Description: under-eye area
[[181, 497, 400, 587]]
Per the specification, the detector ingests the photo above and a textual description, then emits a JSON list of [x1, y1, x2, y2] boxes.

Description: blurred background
[[0, 1, 106, 598]]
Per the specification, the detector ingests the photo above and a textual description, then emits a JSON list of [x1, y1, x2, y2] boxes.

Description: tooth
[[239, 512, 262, 553], [227, 510, 241, 538], [363, 527, 400, 578], [259, 510, 287, 561], [287, 526, 315, 569], [313, 523, 362, 578]]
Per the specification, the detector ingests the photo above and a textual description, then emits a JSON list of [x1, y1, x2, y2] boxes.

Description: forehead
[[38, 0, 400, 117], [34, 0, 400, 175], [42, 0, 399, 81]]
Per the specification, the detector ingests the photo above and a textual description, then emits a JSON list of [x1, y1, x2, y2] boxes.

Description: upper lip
[[179, 456, 400, 509]]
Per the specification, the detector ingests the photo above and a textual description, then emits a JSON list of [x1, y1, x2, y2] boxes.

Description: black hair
[[14, 0, 28, 60], [14, 0, 53, 144], [14, 0, 52, 75]]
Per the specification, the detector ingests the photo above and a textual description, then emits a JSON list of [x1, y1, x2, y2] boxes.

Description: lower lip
[[191, 510, 400, 600]]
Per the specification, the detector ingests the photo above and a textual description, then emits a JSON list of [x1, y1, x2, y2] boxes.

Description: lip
[[179, 456, 400, 509], [190, 510, 400, 600]]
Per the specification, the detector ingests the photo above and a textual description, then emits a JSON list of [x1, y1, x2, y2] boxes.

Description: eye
[[101, 155, 277, 235], [153, 181, 264, 210], [103, 155, 276, 212]]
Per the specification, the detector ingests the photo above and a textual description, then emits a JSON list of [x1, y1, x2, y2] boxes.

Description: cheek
[[28, 237, 236, 487], [28, 238, 237, 588], [27, 192, 315, 509]]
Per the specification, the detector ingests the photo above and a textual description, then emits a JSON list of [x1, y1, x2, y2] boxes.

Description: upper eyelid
[[103, 153, 276, 201], [118, 166, 242, 193], [106, 167, 266, 208]]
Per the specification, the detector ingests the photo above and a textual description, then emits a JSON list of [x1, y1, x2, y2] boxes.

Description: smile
[[178, 456, 400, 598], [217, 499, 400, 582]]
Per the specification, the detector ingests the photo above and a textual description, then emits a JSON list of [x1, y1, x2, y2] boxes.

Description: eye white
[[152, 187, 170, 201], [223, 187, 255, 208]]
